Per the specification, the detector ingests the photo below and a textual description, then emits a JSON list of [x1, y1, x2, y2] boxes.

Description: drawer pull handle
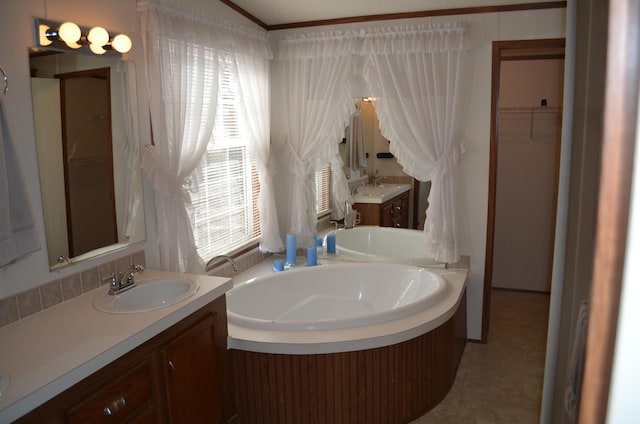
[[103, 396, 126, 416]]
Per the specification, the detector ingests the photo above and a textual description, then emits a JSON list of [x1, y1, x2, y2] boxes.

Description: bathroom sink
[[352, 183, 411, 203], [93, 278, 199, 314], [0, 367, 10, 397]]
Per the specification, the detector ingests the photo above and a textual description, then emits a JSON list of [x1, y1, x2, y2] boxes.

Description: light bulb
[[58, 22, 81, 48], [89, 43, 107, 55], [111, 34, 132, 53], [39, 24, 53, 46], [87, 27, 109, 47]]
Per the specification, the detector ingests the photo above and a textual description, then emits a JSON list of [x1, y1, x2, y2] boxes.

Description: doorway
[[57, 68, 118, 257], [482, 39, 565, 342]]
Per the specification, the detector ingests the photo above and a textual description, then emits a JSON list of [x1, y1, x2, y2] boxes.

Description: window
[[315, 165, 332, 216], [188, 58, 260, 261]]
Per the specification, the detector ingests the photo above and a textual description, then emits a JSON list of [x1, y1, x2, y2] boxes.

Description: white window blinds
[[189, 57, 260, 261], [315, 165, 332, 216]]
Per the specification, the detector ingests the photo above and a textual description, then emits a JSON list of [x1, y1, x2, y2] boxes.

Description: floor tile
[[410, 289, 550, 424]]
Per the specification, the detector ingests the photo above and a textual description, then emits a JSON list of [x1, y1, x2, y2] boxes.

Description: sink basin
[[352, 183, 411, 204], [0, 367, 10, 397], [93, 278, 199, 314]]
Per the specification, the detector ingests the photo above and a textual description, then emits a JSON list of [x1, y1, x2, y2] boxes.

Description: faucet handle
[[102, 273, 116, 285], [129, 264, 144, 273]]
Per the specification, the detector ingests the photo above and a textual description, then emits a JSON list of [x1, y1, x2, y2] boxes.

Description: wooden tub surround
[[231, 291, 466, 424]]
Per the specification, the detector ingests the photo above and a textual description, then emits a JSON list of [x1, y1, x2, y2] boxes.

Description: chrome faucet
[[344, 201, 357, 229], [350, 182, 366, 195], [205, 255, 238, 273], [104, 264, 145, 295]]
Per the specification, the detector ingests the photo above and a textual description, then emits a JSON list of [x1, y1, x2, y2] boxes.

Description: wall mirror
[[28, 49, 146, 270]]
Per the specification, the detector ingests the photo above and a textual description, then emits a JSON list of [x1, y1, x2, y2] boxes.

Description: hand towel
[[0, 95, 41, 267]]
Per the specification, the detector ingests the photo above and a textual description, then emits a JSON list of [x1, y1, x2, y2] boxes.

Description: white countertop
[[0, 269, 231, 422], [351, 183, 411, 204]]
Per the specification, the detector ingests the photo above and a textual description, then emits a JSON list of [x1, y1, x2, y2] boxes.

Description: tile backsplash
[[0, 250, 145, 328]]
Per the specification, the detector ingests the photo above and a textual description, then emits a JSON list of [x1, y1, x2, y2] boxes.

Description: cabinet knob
[[168, 360, 176, 374], [103, 395, 126, 416], [395, 223, 401, 228], [395, 206, 401, 211]]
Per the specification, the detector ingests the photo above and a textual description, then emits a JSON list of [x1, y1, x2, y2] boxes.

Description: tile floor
[[411, 289, 551, 424]]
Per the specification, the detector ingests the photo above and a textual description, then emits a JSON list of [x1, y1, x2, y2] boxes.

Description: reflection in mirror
[[344, 99, 430, 230], [29, 50, 145, 269]]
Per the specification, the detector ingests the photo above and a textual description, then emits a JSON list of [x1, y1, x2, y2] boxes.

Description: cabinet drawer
[[65, 360, 154, 423]]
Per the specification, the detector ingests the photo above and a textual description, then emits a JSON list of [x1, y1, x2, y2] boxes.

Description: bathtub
[[227, 262, 446, 331], [329, 225, 446, 267], [227, 260, 468, 423]]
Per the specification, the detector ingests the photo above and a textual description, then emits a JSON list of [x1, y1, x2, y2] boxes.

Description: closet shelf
[[498, 106, 562, 114]]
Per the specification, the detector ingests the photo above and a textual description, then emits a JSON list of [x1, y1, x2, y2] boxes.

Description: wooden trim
[[218, 0, 269, 29], [56, 67, 118, 258], [501, 53, 565, 61], [232, 293, 466, 423], [578, 0, 640, 421], [482, 38, 565, 343], [218, 1, 567, 31]]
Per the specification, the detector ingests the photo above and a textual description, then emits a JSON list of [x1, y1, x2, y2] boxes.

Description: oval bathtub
[[227, 262, 447, 331], [330, 226, 446, 267], [227, 261, 468, 423]]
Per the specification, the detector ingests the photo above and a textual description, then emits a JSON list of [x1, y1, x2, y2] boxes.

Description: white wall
[[270, 9, 566, 340]]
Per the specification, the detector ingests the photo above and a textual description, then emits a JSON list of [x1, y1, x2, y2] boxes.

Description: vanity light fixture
[[34, 18, 132, 56]]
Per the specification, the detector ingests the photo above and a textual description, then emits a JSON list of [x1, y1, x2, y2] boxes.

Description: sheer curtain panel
[[364, 23, 470, 263], [138, 0, 275, 272], [277, 32, 356, 246], [235, 52, 283, 253]]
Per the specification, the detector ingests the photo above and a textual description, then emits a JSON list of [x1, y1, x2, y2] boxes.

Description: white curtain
[[277, 32, 356, 246], [235, 51, 284, 252], [115, 61, 144, 243], [363, 23, 469, 263], [138, 0, 274, 272]]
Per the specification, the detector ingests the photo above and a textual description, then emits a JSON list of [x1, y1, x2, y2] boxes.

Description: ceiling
[[223, 0, 560, 28]]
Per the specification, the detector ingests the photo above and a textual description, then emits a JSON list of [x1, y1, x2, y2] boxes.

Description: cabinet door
[[162, 314, 222, 424], [400, 192, 409, 228], [381, 201, 393, 227]]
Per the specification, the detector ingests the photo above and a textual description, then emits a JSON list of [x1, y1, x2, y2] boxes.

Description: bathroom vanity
[[0, 271, 234, 423], [352, 184, 410, 228]]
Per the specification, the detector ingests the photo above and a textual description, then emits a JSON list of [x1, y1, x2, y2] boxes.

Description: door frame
[[482, 38, 566, 343], [56, 67, 118, 257]]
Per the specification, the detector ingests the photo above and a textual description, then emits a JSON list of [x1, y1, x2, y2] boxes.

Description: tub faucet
[[206, 255, 238, 273], [344, 201, 356, 229]]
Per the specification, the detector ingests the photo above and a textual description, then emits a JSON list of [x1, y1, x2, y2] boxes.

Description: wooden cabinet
[[354, 191, 410, 228], [162, 315, 222, 423], [16, 296, 234, 424], [65, 359, 156, 423]]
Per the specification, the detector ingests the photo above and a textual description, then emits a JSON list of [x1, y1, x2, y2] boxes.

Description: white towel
[[348, 109, 367, 170], [0, 95, 40, 267]]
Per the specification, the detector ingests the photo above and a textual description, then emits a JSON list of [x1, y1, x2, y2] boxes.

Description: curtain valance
[[137, 0, 272, 59], [277, 23, 469, 60]]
